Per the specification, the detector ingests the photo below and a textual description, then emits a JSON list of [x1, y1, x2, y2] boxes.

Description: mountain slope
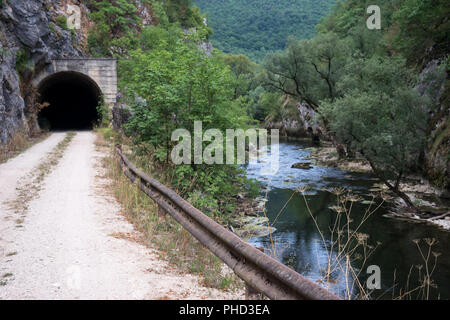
[[195, 0, 336, 61]]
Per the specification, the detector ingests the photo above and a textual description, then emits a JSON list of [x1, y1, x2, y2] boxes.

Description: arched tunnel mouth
[[37, 71, 102, 130]]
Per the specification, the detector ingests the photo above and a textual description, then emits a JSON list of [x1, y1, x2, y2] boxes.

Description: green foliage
[[151, 1, 169, 27], [317, 0, 449, 64], [164, 0, 207, 30], [261, 0, 449, 195], [220, 54, 259, 99], [315, 0, 392, 58], [96, 97, 111, 127], [15, 48, 33, 75], [264, 94, 298, 124], [87, 0, 141, 57], [254, 91, 282, 122], [319, 55, 428, 188], [264, 32, 351, 110], [87, 0, 211, 57], [392, 0, 449, 64], [55, 15, 68, 30], [119, 26, 254, 217], [121, 42, 246, 150], [195, 0, 336, 61], [317, 0, 395, 35]]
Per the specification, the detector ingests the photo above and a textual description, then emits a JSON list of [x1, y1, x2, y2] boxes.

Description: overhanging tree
[[319, 55, 429, 211], [263, 33, 351, 156]]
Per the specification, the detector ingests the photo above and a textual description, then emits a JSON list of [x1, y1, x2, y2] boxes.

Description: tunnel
[[37, 71, 102, 130]]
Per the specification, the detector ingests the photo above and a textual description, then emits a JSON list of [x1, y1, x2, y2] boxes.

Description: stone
[[231, 216, 276, 240], [291, 162, 313, 169]]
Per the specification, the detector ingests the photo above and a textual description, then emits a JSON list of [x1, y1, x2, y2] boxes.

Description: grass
[[96, 130, 244, 292], [55, 16, 68, 31], [0, 131, 50, 164]]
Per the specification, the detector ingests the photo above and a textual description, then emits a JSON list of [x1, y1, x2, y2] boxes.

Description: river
[[244, 141, 450, 300]]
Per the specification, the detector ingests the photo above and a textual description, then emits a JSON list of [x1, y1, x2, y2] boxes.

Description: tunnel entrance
[[37, 71, 102, 130]]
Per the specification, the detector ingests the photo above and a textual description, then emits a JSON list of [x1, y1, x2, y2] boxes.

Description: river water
[[244, 141, 450, 299]]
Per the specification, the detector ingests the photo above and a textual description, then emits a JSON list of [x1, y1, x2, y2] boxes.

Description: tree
[[220, 54, 259, 99], [120, 31, 249, 164], [116, 6, 255, 218], [264, 33, 351, 156], [87, 0, 141, 56], [305, 32, 351, 102], [264, 38, 320, 109], [319, 55, 429, 211], [264, 33, 350, 108], [195, 0, 336, 62]]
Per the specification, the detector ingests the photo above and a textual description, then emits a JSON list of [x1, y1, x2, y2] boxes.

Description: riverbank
[[244, 139, 450, 299], [305, 144, 450, 230]]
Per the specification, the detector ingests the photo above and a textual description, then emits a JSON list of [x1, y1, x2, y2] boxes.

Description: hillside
[[195, 0, 337, 61]]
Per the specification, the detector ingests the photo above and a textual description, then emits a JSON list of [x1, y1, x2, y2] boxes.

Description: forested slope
[[195, 0, 336, 61]]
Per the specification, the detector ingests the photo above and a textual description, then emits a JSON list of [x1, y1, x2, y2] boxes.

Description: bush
[[319, 55, 429, 209], [87, 0, 140, 57], [55, 16, 68, 30], [96, 98, 111, 127]]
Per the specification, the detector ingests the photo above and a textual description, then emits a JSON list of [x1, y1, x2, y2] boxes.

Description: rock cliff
[[0, 0, 86, 144]]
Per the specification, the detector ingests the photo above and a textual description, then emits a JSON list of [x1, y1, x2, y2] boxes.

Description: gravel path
[[0, 131, 242, 300], [0, 132, 66, 213]]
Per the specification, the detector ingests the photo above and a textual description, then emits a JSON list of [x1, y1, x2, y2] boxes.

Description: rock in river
[[231, 216, 276, 240], [291, 162, 313, 169]]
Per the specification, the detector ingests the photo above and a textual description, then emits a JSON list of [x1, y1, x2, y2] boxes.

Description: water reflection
[[245, 142, 450, 299]]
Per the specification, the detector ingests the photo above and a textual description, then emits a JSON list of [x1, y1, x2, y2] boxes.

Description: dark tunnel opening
[[37, 71, 101, 130]]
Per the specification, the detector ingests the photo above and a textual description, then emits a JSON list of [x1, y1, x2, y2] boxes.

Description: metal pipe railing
[[116, 146, 340, 300]]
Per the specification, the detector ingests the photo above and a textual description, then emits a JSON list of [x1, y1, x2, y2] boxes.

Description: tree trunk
[[366, 160, 421, 214], [330, 136, 346, 159], [387, 185, 420, 213]]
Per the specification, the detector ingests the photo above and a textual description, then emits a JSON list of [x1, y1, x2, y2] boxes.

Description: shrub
[[55, 15, 68, 30]]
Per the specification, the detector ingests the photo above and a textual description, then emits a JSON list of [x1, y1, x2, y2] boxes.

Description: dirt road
[[0, 131, 241, 300]]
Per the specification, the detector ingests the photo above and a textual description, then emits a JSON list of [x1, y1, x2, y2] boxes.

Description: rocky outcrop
[[0, 38, 27, 144], [291, 162, 313, 169], [0, 0, 85, 144], [418, 59, 449, 190], [265, 102, 327, 141]]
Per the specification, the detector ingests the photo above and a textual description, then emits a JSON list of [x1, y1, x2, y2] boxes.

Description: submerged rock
[[231, 215, 276, 240], [291, 162, 313, 169]]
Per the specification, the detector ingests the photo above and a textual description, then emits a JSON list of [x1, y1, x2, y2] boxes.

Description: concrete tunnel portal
[[37, 72, 101, 130], [33, 58, 118, 131]]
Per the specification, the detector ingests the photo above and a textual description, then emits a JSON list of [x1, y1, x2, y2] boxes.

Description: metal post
[[245, 246, 266, 300], [157, 203, 166, 219]]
